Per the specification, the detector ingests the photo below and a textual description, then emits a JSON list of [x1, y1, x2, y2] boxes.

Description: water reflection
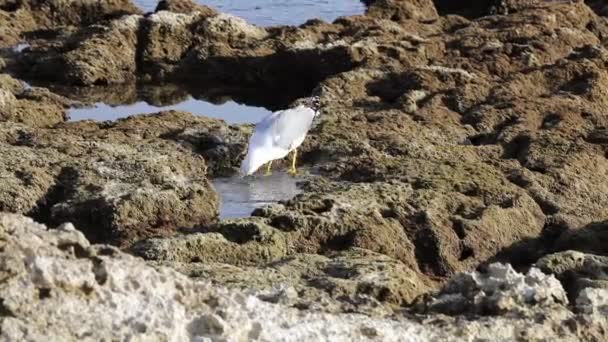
[[68, 97, 272, 124], [49, 83, 275, 124], [213, 172, 302, 219]]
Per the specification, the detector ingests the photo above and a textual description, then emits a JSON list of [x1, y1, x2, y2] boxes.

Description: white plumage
[[240, 103, 317, 175]]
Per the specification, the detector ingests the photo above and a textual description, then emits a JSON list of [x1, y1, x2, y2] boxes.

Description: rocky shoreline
[[2, 0, 608, 340]]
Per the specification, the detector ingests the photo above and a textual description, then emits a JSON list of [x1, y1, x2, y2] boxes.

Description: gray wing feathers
[[267, 106, 316, 150]]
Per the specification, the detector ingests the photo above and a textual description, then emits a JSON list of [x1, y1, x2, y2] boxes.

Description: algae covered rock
[[0, 111, 222, 247]]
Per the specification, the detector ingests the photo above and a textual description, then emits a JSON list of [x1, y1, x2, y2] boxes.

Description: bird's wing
[[268, 106, 316, 150]]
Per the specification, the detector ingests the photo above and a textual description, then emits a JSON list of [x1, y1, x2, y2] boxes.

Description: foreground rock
[[3, 0, 608, 332], [0, 111, 221, 247], [2, 214, 607, 341], [14, 0, 608, 306]]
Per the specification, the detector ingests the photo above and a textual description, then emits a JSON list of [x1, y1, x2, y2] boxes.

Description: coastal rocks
[[150, 248, 434, 315], [0, 0, 141, 48], [168, 122, 251, 176], [0, 111, 222, 247], [424, 263, 568, 315], [3, 0, 608, 337], [139, 11, 200, 79], [155, 0, 218, 16], [365, 0, 438, 22], [536, 250, 608, 301], [2, 213, 607, 341], [21, 0, 141, 28], [18, 6, 359, 100], [21, 14, 142, 85], [133, 176, 544, 297], [0, 214, 420, 341], [0, 73, 70, 126]]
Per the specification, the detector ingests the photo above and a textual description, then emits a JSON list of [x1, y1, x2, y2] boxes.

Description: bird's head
[[292, 96, 321, 114]]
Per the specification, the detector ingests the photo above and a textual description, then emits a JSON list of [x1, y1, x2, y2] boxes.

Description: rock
[[424, 263, 568, 315], [577, 288, 608, 315], [199, 13, 268, 41], [151, 248, 434, 315], [0, 111, 221, 247], [0, 0, 141, 48], [22, 15, 142, 85], [2, 214, 608, 341], [0, 213, 416, 340], [139, 11, 201, 79], [133, 176, 544, 299], [0, 73, 69, 126], [553, 220, 608, 256], [536, 250, 608, 301], [25, 0, 141, 28], [366, 0, 439, 22], [169, 122, 251, 176], [155, 0, 218, 16], [21, 7, 357, 100], [4, 1, 608, 336]]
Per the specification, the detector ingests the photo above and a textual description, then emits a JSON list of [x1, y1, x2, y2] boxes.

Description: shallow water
[[68, 97, 272, 124], [213, 171, 302, 219], [136, 0, 366, 26]]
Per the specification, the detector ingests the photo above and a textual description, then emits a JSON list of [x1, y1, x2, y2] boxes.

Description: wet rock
[[169, 122, 251, 176], [0, 111, 221, 247], [134, 176, 544, 293]]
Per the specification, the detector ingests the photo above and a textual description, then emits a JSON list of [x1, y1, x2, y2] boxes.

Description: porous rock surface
[[0, 111, 220, 247], [115, 0, 608, 318], [3, 0, 608, 338], [0, 73, 71, 126], [0, 0, 141, 48], [3, 213, 608, 341]]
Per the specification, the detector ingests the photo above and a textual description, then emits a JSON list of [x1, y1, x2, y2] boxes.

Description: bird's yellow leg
[[289, 149, 298, 175], [265, 160, 273, 176]]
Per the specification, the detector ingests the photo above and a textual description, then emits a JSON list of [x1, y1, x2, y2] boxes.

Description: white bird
[[240, 96, 320, 176]]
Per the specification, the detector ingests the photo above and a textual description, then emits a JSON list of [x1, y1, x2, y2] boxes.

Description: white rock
[[576, 287, 608, 315]]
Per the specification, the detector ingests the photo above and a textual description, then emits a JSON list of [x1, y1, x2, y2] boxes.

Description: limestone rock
[[2, 214, 607, 341], [155, 248, 434, 315], [536, 250, 608, 300], [425, 263, 568, 315]]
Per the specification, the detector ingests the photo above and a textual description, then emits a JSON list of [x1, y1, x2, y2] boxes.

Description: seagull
[[240, 96, 320, 176]]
